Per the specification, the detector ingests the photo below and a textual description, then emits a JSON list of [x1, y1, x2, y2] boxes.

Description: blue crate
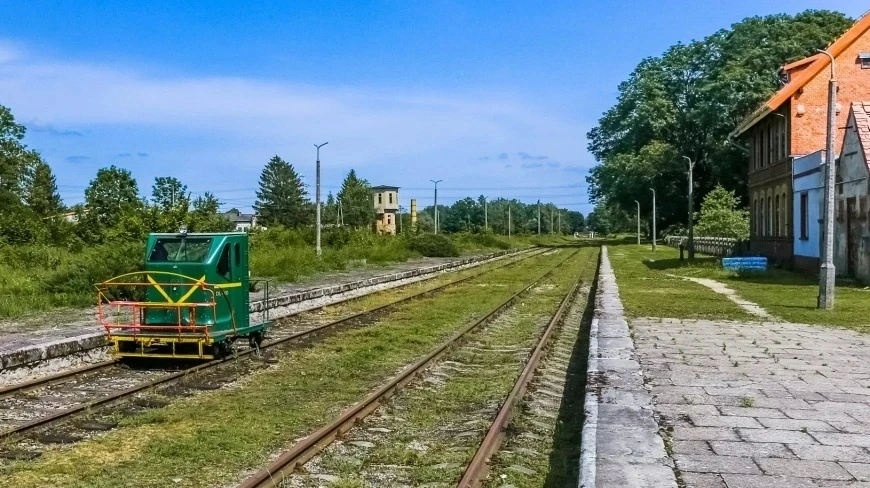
[[722, 257, 767, 271]]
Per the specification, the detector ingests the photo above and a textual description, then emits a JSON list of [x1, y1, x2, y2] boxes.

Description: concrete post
[[819, 51, 837, 309]]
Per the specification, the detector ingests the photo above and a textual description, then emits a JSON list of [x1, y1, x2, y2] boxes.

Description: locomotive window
[[149, 238, 212, 262], [217, 244, 231, 279], [234, 243, 241, 267]]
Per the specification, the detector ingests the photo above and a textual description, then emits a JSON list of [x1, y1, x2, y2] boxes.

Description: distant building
[[731, 14, 870, 266], [792, 150, 825, 272], [372, 185, 399, 235], [834, 102, 870, 281], [222, 209, 258, 231]]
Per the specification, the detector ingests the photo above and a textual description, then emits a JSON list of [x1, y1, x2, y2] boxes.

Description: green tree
[[151, 176, 188, 211], [23, 157, 63, 218], [337, 169, 373, 228], [323, 192, 338, 226], [0, 104, 29, 209], [253, 156, 309, 228], [694, 185, 750, 239], [586, 10, 852, 231], [82, 165, 142, 230]]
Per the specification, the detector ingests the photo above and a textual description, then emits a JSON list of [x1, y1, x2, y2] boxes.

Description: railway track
[[236, 247, 594, 488], [0, 248, 547, 449]]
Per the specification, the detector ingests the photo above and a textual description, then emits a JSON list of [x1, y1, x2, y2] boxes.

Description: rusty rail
[[0, 248, 545, 441], [457, 280, 579, 487], [236, 248, 581, 488]]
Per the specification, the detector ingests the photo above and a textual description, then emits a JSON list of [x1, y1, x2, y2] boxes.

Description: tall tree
[[694, 185, 750, 239], [83, 165, 142, 228], [337, 169, 373, 228], [22, 157, 63, 218], [253, 156, 309, 228], [151, 176, 188, 211], [0, 104, 28, 209], [586, 10, 853, 231]]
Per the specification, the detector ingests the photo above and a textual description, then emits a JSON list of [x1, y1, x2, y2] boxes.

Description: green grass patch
[[0, 250, 573, 488], [621, 242, 870, 329], [606, 243, 753, 320]]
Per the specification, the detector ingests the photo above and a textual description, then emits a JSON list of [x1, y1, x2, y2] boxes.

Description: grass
[[0, 230, 550, 319], [605, 243, 754, 320], [609, 240, 870, 329], [0, 249, 573, 487]]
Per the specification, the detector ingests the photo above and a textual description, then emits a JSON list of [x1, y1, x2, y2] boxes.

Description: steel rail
[[0, 248, 546, 441], [236, 247, 582, 488], [457, 280, 580, 487], [0, 248, 541, 401]]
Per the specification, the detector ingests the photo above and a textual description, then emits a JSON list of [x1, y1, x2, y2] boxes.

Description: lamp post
[[634, 200, 640, 245], [431, 179, 442, 234], [683, 156, 696, 262], [314, 142, 328, 257], [818, 49, 837, 309], [650, 188, 656, 252]]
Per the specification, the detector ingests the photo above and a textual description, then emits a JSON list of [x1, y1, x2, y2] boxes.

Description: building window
[[768, 125, 773, 164], [800, 192, 809, 240], [780, 119, 786, 158], [759, 200, 765, 237], [861, 53, 870, 69], [767, 196, 772, 236], [754, 199, 759, 236], [389, 193, 393, 204], [378, 194, 382, 204], [774, 195, 780, 237]]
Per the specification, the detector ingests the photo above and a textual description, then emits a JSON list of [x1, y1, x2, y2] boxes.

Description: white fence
[[663, 236, 740, 257]]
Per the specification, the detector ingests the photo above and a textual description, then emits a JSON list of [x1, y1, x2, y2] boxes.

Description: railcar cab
[[98, 231, 269, 359]]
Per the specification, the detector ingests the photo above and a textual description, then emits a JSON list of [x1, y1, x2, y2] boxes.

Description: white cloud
[[0, 40, 594, 213]]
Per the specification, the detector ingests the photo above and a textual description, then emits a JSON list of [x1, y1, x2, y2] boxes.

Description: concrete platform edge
[[1, 247, 526, 371], [578, 246, 677, 488]]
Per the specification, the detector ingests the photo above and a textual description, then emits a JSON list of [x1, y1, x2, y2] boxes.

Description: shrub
[[408, 234, 460, 257]]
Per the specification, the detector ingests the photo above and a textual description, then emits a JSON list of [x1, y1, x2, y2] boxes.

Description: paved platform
[[634, 317, 870, 487], [0, 249, 521, 371]]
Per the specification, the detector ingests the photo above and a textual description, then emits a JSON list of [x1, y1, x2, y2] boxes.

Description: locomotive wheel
[[248, 331, 263, 349], [214, 340, 233, 358]]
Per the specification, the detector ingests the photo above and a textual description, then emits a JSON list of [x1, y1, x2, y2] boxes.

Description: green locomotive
[[97, 231, 270, 359]]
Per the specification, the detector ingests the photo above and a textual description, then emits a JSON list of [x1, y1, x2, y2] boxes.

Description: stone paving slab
[[633, 314, 870, 487], [0, 249, 523, 370]]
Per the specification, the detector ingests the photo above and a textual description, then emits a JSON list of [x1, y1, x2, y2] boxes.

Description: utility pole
[[431, 179, 442, 234], [558, 210, 562, 234], [650, 188, 656, 252], [537, 201, 541, 235], [549, 206, 554, 234], [683, 156, 696, 262], [314, 142, 328, 256], [398, 205, 403, 234], [508, 205, 512, 240], [818, 49, 837, 309], [635, 200, 640, 245]]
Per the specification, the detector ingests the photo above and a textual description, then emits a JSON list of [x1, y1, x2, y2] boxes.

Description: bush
[[43, 241, 144, 297], [408, 234, 460, 257]]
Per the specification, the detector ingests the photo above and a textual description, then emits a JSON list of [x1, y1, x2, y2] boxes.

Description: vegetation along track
[[237, 246, 597, 488], [0, 248, 547, 453]]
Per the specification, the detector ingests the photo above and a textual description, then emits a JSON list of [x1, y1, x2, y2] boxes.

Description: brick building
[[731, 14, 870, 267]]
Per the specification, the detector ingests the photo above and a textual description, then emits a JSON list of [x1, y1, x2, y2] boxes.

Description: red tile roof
[[731, 14, 870, 138]]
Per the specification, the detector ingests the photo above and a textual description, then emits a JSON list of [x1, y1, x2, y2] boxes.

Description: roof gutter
[[729, 105, 772, 139]]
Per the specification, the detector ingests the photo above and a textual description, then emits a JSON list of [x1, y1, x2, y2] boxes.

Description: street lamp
[[683, 156, 696, 261], [650, 188, 657, 251], [634, 200, 640, 245], [818, 49, 837, 309], [430, 179, 442, 234], [314, 142, 328, 256]]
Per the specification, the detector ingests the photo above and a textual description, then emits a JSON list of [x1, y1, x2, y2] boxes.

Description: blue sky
[[2, 1, 868, 215]]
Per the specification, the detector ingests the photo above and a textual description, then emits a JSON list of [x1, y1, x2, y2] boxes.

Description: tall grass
[[0, 228, 531, 319]]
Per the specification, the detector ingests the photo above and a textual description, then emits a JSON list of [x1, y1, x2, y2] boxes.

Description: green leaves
[[337, 169, 373, 229], [587, 10, 852, 230], [253, 156, 309, 228], [694, 185, 750, 239]]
